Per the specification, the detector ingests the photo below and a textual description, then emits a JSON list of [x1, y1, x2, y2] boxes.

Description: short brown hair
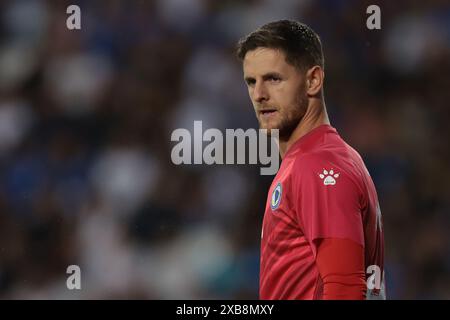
[[236, 20, 324, 71]]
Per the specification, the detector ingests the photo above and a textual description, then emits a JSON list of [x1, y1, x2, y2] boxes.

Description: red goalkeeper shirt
[[260, 124, 385, 300]]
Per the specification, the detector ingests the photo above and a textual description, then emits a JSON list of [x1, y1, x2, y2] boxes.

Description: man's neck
[[279, 100, 330, 159]]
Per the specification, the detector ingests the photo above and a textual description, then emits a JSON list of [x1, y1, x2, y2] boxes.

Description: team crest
[[271, 182, 282, 210]]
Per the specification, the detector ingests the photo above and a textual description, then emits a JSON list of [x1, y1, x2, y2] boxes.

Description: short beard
[[277, 92, 308, 140]]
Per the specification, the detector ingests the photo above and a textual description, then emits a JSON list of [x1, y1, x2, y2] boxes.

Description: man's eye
[[269, 76, 281, 82]]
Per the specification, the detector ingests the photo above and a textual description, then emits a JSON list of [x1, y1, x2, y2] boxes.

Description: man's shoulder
[[284, 127, 368, 179], [289, 142, 365, 186], [290, 148, 344, 173]]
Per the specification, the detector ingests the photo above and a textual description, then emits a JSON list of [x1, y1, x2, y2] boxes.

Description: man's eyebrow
[[244, 72, 283, 83], [262, 72, 282, 79]]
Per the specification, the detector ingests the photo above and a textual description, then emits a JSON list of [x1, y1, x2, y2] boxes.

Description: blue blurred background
[[0, 0, 449, 299]]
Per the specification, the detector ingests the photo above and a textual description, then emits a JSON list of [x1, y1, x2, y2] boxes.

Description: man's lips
[[259, 108, 278, 118]]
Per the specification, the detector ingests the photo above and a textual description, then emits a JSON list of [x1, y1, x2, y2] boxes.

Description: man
[[236, 20, 385, 300]]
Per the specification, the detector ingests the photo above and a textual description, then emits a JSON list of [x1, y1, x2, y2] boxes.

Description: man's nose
[[253, 82, 269, 103]]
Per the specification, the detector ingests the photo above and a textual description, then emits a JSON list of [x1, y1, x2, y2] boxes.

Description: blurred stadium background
[[0, 0, 449, 299]]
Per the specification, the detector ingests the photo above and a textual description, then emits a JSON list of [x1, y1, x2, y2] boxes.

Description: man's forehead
[[243, 48, 289, 75]]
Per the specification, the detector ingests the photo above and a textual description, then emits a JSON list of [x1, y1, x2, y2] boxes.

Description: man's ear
[[306, 66, 324, 96]]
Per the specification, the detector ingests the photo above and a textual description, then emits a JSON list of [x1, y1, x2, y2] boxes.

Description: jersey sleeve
[[316, 238, 367, 299], [291, 153, 365, 257]]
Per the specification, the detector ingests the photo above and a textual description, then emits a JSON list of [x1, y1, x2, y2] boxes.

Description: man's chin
[[258, 122, 279, 136]]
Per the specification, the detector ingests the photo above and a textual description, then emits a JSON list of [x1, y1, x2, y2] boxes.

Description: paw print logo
[[319, 169, 340, 186]]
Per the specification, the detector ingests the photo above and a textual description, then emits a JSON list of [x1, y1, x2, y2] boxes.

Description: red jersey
[[260, 124, 385, 300]]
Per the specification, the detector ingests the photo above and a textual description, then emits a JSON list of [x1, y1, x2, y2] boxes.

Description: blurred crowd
[[0, 0, 449, 299]]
